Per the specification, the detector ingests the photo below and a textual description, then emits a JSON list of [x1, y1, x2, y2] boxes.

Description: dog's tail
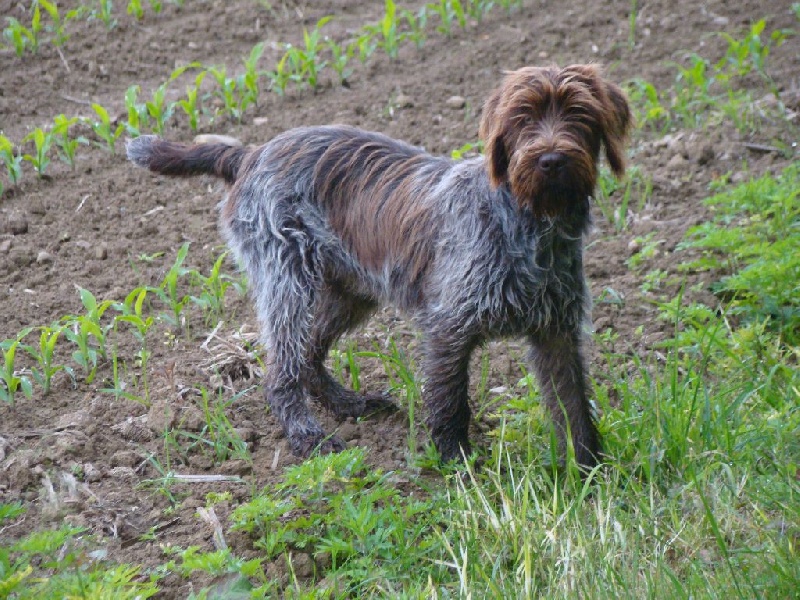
[[126, 135, 250, 184]]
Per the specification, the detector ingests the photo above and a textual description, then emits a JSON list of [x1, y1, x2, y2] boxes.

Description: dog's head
[[479, 64, 631, 218]]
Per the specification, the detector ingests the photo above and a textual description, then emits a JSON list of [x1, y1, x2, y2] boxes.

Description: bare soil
[[1, 0, 797, 596]]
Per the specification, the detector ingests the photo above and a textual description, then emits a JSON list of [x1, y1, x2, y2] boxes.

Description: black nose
[[538, 152, 566, 174]]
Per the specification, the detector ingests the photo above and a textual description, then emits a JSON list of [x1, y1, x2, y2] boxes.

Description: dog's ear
[[563, 64, 632, 179], [479, 86, 510, 188], [598, 79, 631, 179]]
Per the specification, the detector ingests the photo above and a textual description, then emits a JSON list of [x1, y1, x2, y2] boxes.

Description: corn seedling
[[3, 5, 42, 56], [0, 134, 24, 186], [123, 85, 150, 136], [110, 291, 154, 404], [188, 252, 242, 326], [265, 51, 293, 96], [326, 39, 353, 85], [38, 0, 82, 48], [90, 0, 116, 29], [62, 287, 114, 383], [145, 82, 175, 134], [365, 0, 404, 60], [174, 70, 206, 132], [152, 243, 192, 330], [148, 0, 163, 13], [427, 0, 457, 36], [402, 6, 428, 49], [464, 0, 493, 23], [23, 324, 74, 395], [127, 0, 145, 20], [352, 31, 377, 64], [237, 42, 266, 112], [496, 0, 523, 13], [0, 328, 34, 406], [206, 65, 242, 122], [87, 103, 125, 152], [22, 127, 54, 178], [290, 16, 332, 90], [52, 114, 87, 168]]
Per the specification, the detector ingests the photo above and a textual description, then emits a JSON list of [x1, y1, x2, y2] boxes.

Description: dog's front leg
[[422, 326, 480, 463], [528, 332, 601, 471]]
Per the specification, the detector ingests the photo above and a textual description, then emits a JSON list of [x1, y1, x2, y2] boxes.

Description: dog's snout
[[537, 152, 567, 174]]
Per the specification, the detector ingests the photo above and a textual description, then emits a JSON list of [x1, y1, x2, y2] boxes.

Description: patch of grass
[[678, 163, 800, 344], [0, 503, 159, 598]]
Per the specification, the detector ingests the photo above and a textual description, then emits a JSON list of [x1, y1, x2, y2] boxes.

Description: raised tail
[[126, 135, 250, 184]]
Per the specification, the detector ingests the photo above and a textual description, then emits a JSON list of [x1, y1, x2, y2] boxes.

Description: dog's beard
[[508, 151, 595, 220]]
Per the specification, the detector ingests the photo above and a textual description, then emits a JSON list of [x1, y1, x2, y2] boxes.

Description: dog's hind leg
[[528, 332, 601, 471], [234, 209, 345, 457], [307, 287, 397, 419]]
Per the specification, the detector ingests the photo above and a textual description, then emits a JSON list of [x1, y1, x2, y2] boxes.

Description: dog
[[127, 64, 631, 470]]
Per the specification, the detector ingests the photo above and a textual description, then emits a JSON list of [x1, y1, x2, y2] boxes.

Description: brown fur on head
[[479, 64, 631, 218]]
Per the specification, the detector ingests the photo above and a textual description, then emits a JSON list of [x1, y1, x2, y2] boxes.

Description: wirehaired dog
[[127, 64, 631, 470]]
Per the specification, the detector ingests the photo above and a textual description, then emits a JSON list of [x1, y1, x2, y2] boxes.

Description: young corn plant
[[290, 16, 332, 90], [464, 0, 493, 23], [145, 82, 175, 134], [62, 287, 114, 384], [0, 328, 34, 406], [52, 114, 87, 168], [123, 85, 150, 136], [174, 70, 207, 132], [365, 0, 404, 60], [152, 243, 192, 331], [23, 324, 74, 395], [111, 287, 155, 404], [188, 252, 241, 327], [403, 6, 429, 49], [265, 51, 293, 96], [206, 65, 241, 122], [86, 103, 125, 153], [22, 127, 54, 178], [127, 0, 145, 20], [90, 0, 117, 30], [236, 42, 266, 114], [38, 0, 82, 48], [327, 39, 353, 85], [0, 134, 24, 187], [3, 5, 43, 56], [427, 0, 457, 36]]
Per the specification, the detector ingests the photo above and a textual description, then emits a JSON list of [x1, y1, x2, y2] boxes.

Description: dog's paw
[[290, 433, 347, 458]]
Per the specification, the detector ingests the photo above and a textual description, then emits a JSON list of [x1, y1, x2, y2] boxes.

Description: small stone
[[7, 218, 28, 235], [628, 238, 641, 253], [110, 450, 141, 468], [108, 466, 137, 480], [395, 94, 414, 109], [0, 239, 11, 254], [82, 463, 102, 483], [253, 117, 269, 126], [36, 250, 54, 264], [446, 95, 466, 109], [666, 154, 688, 170], [94, 244, 108, 260]]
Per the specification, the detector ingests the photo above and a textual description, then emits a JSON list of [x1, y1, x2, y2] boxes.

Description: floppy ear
[[599, 80, 632, 179], [479, 86, 510, 188], [562, 64, 632, 179]]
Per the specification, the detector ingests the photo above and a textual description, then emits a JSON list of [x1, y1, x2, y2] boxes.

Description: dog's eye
[[523, 115, 536, 126]]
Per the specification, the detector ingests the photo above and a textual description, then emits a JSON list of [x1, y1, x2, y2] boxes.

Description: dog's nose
[[538, 152, 566, 174]]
